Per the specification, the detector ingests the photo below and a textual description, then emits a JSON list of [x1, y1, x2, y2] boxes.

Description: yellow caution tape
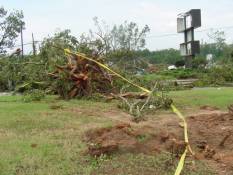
[[174, 148, 188, 175], [171, 104, 188, 143], [171, 104, 193, 175], [64, 49, 193, 175], [171, 104, 194, 155]]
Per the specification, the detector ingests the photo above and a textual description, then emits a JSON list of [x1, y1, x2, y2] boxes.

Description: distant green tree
[[0, 6, 24, 54], [207, 30, 226, 51], [231, 47, 233, 63], [137, 48, 181, 65], [221, 44, 233, 64], [88, 17, 150, 54], [78, 18, 150, 73], [192, 56, 207, 69], [200, 30, 227, 61], [199, 30, 233, 64], [175, 60, 185, 67]]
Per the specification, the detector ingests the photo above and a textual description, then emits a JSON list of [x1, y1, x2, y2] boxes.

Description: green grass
[[92, 153, 213, 175], [0, 90, 227, 175], [0, 96, 115, 175], [140, 73, 175, 81], [140, 69, 200, 82], [169, 87, 233, 109]]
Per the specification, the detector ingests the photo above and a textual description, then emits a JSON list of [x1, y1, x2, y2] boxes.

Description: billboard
[[177, 9, 201, 57]]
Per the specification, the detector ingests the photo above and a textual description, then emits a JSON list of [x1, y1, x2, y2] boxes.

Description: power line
[[2, 25, 233, 50], [197, 25, 233, 33], [146, 33, 181, 38], [146, 25, 233, 39], [1, 41, 42, 50]]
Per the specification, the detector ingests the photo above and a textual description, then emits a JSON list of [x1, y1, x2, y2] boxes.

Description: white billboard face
[[177, 18, 185, 33], [180, 44, 187, 56], [206, 54, 213, 61], [187, 30, 193, 42], [187, 43, 192, 55], [186, 15, 192, 29]]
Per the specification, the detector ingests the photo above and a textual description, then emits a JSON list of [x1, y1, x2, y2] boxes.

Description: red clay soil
[[188, 110, 233, 174], [84, 106, 233, 174], [85, 123, 185, 156]]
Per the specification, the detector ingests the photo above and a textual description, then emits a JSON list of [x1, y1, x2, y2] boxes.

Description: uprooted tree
[[38, 18, 151, 98], [49, 52, 114, 99]]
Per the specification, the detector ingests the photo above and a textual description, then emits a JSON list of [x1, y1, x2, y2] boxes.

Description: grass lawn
[[169, 87, 233, 110], [1, 87, 232, 175], [0, 96, 115, 175]]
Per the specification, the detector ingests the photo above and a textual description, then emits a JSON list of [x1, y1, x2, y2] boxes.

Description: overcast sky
[[2, 0, 233, 52]]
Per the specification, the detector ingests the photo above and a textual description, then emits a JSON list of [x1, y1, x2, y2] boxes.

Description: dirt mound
[[188, 111, 233, 173], [84, 109, 233, 173], [200, 105, 220, 111], [85, 123, 185, 157]]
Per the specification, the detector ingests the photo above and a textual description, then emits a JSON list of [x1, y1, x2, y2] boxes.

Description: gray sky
[[2, 0, 233, 52]]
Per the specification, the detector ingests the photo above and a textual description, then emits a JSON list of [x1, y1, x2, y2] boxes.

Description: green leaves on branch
[[0, 6, 24, 54]]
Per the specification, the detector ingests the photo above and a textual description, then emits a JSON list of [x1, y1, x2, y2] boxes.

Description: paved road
[[0, 92, 13, 96]]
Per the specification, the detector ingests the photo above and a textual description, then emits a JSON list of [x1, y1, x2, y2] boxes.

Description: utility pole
[[32, 33, 36, 55], [20, 23, 24, 58]]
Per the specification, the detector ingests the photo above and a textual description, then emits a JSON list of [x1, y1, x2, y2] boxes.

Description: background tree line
[[1, 6, 233, 92]]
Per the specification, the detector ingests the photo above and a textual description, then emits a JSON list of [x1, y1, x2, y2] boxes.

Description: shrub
[[22, 89, 45, 102], [194, 65, 233, 87]]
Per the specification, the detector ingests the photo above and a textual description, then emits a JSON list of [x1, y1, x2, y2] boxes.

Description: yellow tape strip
[[64, 49, 192, 175], [171, 104, 188, 143], [174, 148, 188, 175]]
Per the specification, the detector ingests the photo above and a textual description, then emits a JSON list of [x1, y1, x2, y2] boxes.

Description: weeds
[[22, 89, 45, 102], [117, 83, 172, 122]]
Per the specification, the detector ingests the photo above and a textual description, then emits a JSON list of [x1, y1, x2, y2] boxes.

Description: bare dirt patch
[[200, 105, 220, 111], [188, 110, 233, 174], [84, 107, 233, 174], [85, 123, 185, 157]]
